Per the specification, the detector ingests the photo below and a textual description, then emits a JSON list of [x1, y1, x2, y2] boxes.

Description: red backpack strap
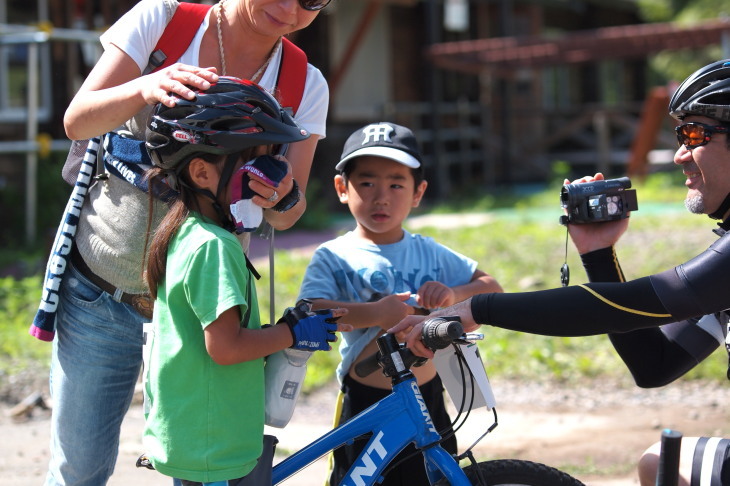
[[145, 2, 213, 74], [277, 37, 308, 116]]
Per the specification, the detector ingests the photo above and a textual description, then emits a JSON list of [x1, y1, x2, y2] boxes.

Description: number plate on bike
[[434, 342, 496, 411]]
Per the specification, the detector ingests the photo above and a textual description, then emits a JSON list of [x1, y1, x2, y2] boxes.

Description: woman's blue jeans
[[44, 263, 145, 486]]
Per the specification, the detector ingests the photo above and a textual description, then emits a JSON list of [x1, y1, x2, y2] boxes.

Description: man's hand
[[389, 299, 479, 358]]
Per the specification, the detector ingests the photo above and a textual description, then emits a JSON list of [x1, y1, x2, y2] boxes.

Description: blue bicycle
[[271, 317, 585, 486], [139, 316, 585, 485]]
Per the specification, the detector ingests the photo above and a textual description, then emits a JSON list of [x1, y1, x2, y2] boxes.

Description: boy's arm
[[309, 293, 414, 331], [458, 269, 504, 300], [416, 269, 503, 310]]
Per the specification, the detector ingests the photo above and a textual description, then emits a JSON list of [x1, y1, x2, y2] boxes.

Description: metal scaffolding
[[0, 18, 100, 244]]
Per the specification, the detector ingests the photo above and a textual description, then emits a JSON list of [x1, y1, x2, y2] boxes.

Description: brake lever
[[452, 333, 484, 345]]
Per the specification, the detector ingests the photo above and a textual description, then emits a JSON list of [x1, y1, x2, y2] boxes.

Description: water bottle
[[264, 347, 312, 428]]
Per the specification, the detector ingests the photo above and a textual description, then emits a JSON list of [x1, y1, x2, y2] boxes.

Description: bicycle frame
[[272, 372, 470, 486]]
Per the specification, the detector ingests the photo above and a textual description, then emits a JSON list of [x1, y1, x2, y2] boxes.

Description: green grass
[[1, 172, 726, 392], [0, 275, 49, 375]]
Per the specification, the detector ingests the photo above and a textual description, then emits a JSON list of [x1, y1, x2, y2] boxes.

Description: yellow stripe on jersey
[[578, 284, 672, 318]]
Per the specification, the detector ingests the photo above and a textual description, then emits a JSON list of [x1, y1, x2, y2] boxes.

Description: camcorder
[[559, 177, 638, 225]]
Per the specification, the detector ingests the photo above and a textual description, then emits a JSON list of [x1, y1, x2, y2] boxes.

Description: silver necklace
[[216, 0, 279, 81]]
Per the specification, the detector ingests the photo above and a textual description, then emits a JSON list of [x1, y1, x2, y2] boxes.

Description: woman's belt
[[70, 247, 153, 320]]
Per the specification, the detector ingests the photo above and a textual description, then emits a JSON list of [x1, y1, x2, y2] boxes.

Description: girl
[[143, 77, 346, 484]]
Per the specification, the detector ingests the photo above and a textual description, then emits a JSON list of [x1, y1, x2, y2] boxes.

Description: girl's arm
[[64, 45, 218, 140], [204, 306, 350, 365], [204, 307, 292, 365]]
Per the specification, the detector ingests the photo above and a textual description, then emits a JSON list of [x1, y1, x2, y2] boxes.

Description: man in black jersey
[[391, 59, 730, 486]]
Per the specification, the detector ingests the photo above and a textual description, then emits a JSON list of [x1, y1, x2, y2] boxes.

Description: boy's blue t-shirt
[[297, 230, 477, 383]]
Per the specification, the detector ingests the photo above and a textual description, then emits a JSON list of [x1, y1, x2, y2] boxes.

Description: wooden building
[[1, 0, 729, 218]]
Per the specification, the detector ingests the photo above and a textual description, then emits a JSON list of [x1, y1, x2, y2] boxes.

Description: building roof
[[427, 19, 730, 75]]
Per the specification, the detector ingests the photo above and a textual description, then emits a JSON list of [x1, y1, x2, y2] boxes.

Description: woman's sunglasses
[[675, 122, 730, 149], [299, 0, 331, 11]]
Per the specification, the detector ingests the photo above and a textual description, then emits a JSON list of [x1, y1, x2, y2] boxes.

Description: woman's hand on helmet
[[141, 63, 219, 108], [247, 157, 295, 209]]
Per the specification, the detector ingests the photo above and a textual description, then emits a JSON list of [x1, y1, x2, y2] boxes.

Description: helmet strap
[[709, 192, 730, 220], [176, 152, 239, 233], [178, 178, 219, 217]]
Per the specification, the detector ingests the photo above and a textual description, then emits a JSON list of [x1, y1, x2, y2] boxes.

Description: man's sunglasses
[[675, 122, 730, 149], [299, 0, 331, 11]]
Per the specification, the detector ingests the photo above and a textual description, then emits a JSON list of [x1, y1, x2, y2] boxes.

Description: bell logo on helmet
[[172, 130, 198, 144]]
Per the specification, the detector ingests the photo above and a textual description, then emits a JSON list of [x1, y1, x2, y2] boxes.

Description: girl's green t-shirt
[[144, 214, 263, 482]]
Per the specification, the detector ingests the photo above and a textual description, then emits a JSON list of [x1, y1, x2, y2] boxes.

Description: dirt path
[[3, 377, 729, 486]]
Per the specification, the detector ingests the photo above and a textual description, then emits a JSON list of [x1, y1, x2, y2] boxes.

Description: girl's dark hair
[[144, 150, 254, 299]]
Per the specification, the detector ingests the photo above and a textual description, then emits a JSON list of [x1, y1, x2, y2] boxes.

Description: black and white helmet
[[145, 76, 309, 171], [669, 59, 730, 122]]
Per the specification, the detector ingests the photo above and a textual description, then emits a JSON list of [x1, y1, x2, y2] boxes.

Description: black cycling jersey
[[471, 226, 730, 388]]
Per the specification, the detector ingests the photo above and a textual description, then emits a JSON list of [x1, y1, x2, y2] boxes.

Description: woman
[[43, 1, 331, 485]]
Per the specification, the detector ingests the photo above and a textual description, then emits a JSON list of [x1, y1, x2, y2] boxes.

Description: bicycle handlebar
[[354, 317, 464, 378], [656, 429, 682, 486]]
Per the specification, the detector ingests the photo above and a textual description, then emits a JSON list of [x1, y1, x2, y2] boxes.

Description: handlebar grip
[[656, 429, 682, 486], [421, 317, 463, 350], [354, 352, 382, 378]]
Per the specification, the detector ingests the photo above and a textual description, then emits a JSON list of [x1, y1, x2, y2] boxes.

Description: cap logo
[[361, 123, 394, 146]]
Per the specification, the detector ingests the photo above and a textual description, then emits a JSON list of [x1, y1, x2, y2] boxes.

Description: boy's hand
[[278, 303, 349, 351], [415, 281, 456, 309], [372, 292, 416, 330]]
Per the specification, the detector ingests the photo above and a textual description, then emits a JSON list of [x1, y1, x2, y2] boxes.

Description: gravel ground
[[3, 368, 730, 486]]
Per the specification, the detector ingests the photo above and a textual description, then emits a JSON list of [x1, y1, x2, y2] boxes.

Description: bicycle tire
[[434, 459, 586, 486]]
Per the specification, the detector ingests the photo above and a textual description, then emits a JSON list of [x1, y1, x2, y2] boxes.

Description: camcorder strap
[[561, 228, 570, 287]]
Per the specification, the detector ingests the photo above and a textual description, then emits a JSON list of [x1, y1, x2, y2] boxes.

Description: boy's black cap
[[336, 122, 422, 171]]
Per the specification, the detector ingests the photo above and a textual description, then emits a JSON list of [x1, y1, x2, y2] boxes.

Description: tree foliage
[[637, 0, 730, 83]]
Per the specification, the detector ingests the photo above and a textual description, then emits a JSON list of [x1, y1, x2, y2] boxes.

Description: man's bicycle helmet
[[669, 59, 730, 122], [146, 76, 309, 172]]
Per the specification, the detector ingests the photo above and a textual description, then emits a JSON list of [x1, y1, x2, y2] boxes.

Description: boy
[[297, 122, 504, 485]]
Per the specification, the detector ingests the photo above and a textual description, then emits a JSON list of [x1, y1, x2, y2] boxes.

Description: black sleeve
[[470, 234, 730, 387], [578, 235, 730, 318], [581, 246, 625, 283], [581, 246, 711, 387], [471, 277, 672, 336], [608, 317, 720, 387]]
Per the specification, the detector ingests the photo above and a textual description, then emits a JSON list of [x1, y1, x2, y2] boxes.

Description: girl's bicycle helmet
[[146, 76, 309, 171], [669, 59, 730, 122]]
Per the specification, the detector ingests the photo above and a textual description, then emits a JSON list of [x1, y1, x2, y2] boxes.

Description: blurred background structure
[[0, 0, 729, 245]]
